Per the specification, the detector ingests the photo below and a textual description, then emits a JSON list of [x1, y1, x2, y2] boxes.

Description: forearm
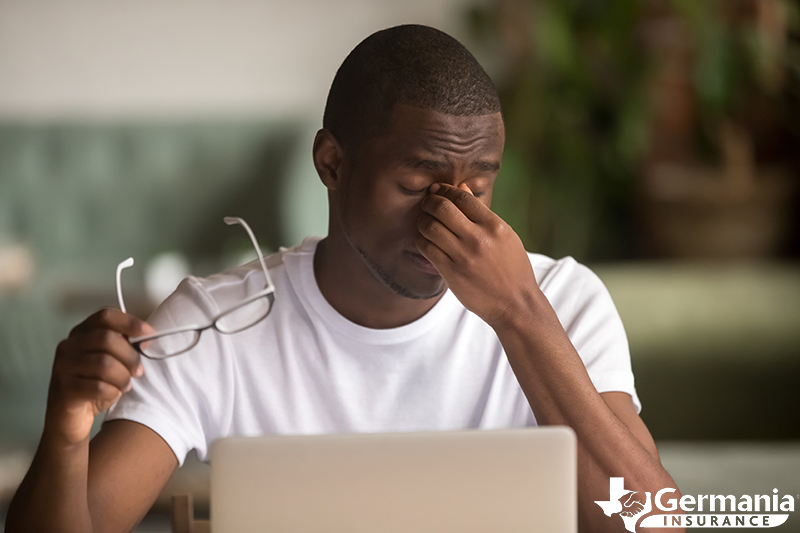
[[6, 429, 93, 533], [7, 308, 168, 532], [492, 288, 679, 530], [415, 182, 680, 529]]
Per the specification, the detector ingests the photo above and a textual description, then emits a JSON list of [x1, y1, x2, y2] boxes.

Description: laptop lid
[[210, 427, 577, 533]]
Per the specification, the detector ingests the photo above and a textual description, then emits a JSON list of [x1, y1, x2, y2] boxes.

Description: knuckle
[[434, 198, 451, 215], [424, 218, 438, 234], [415, 236, 431, 254], [55, 338, 71, 356], [97, 381, 120, 400], [94, 380, 119, 399], [99, 329, 118, 349], [476, 234, 491, 252], [98, 307, 115, 323], [68, 323, 82, 338], [97, 353, 116, 373], [462, 248, 475, 268], [463, 231, 481, 251], [88, 379, 107, 396], [492, 219, 507, 236]]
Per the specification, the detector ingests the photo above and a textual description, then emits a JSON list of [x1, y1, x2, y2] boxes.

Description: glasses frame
[[116, 217, 276, 359]]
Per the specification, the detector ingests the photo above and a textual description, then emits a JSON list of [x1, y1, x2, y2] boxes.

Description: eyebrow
[[403, 158, 450, 172], [472, 160, 501, 173], [402, 157, 500, 173]]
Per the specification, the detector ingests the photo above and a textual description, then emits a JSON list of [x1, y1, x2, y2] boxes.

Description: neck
[[313, 235, 442, 329]]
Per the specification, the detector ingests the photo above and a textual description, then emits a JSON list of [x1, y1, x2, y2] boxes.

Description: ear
[[312, 129, 346, 191]]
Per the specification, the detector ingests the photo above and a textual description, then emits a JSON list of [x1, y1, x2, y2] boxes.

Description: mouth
[[405, 251, 440, 275]]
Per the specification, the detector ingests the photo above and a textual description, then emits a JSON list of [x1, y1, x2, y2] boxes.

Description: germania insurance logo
[[595, 477, 795, 531]]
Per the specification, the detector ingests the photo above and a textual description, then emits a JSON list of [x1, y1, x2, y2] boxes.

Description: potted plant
[[639, 0, 799, 259], [467, 0, 799, 260]]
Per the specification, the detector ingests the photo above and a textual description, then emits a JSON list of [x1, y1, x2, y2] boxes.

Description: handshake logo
[[595, 478, 652, 532], [595, 477, 794, 531]]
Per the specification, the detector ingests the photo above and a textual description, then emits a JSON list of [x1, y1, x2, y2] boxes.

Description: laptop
[[210, 427, 577, 532]]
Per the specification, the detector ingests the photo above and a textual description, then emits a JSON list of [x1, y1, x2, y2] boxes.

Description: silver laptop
[[210, 427, 577, 533]]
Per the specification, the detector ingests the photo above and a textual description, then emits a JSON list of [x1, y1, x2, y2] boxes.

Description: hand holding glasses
[[116, 217, 275, 360]]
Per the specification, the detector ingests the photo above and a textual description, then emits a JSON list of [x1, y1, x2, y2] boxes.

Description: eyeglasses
[[116, 217, 275, 360]]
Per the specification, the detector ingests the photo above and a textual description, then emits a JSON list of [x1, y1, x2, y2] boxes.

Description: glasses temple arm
[[116, 257, 134, 314], [223, 217, 274, 290]]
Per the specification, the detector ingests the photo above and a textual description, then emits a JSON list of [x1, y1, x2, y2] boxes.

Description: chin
[[363, 252, 445, 300], [393, 279, 446, 300], [346, 232, 444, 300], [369, 263, 445, 300]]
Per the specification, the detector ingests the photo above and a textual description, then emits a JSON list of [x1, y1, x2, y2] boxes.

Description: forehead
[[372, 104, 505, 158]]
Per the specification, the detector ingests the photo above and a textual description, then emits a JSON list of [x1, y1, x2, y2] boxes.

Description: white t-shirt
[[106, 237, 639, 466]]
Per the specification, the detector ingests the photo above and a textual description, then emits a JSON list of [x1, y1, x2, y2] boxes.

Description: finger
[[71, 376, 125, 406], [70, 308, 155, 339], [72, 352, 135, 393], [420, 193, 474, 239], [416, 212, 461, 260], [429, 183, 489, 223], [415, 233, 452, 273], [68, 328, 141, 376]]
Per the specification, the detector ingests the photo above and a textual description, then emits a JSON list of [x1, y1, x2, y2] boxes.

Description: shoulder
[[148, 239, 316, 325], [527, 253, 605, 296], [188, 238, 319, 297], [524, 252, 620, 329]]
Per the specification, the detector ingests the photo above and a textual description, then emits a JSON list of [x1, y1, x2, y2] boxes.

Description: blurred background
[[0, 0, 798, 530]]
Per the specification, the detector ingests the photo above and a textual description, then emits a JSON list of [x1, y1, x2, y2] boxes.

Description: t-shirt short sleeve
[[105, 276, 234, 466], [533, 255, 641, 413]]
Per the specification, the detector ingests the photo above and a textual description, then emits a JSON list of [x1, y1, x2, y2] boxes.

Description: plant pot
[[639, 163, 795, 259]]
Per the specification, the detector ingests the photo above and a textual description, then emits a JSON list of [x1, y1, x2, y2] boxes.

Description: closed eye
[[400, 185, 486, 198], [400, 186, 428, 195]]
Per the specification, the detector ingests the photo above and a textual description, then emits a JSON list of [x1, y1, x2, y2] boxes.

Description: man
[[7, 24, 679, 532]]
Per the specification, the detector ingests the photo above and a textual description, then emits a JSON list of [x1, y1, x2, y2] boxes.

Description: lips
[[406, 251, 440, 275]]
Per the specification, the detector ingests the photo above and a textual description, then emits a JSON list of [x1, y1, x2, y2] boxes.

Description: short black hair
[[323, 24, 501, 151]]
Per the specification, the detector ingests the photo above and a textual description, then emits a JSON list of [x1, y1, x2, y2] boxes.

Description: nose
[[429, 181, 474, 195]]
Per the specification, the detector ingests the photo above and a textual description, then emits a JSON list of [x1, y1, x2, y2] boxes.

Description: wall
[[0, 0, 472, 121]]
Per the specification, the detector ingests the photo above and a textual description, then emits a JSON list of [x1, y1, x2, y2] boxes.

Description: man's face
[[335, 104, 505, 300]]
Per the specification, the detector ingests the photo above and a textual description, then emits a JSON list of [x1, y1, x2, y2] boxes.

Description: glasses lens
[[215, 294, 273, 334], [139, 330, 200, 359]]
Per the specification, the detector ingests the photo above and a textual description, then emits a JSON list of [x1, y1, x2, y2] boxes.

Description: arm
[[6, 309, 178, 533], [415, 183, 680, 532]]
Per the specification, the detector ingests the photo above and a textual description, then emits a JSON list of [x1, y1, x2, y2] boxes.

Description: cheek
[[374, 209, 425, 251], [376, 199, 423, 237], [342, 187, 419, 240]]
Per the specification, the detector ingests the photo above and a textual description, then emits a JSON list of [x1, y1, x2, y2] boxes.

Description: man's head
[[323, 24, 501, 154], [314, 25, 504, 303]]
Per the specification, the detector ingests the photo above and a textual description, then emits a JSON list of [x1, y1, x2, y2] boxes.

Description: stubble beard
[[341, 219, 444, 300], [353, 242, 445, 300], [338, 182, 444, 301]]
